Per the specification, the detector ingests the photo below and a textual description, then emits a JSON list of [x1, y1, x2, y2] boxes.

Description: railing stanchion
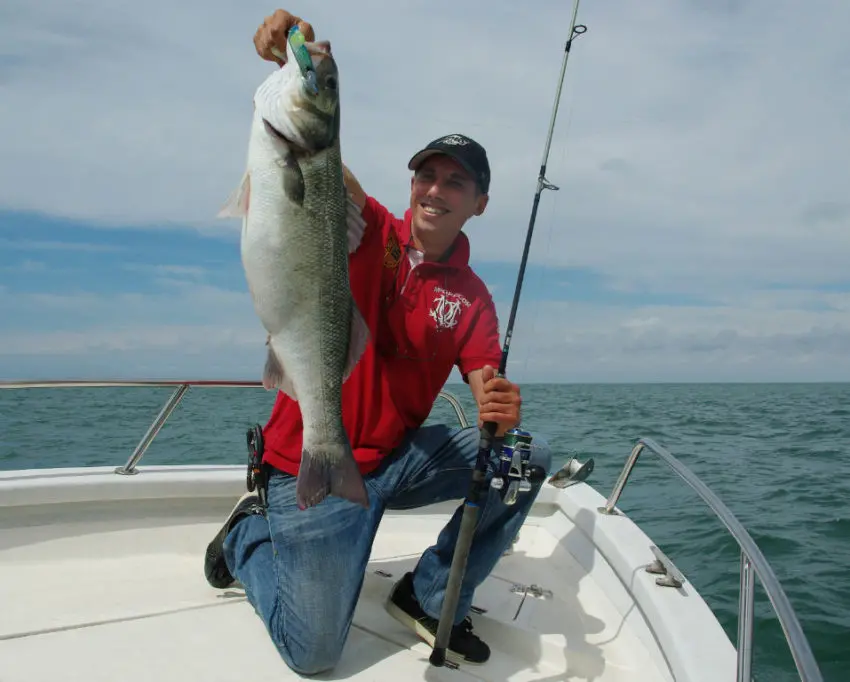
[[737, 550, 756, 682], [115, 383, 190, 475]]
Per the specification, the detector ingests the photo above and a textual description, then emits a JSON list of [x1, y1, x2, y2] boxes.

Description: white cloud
[[497, 290, 850, 382], [0, 324, 256, 355], [1, 0, 849, 381], [0, 259, 48, 273], [1, 280, 847, 382], [121, 263, 209, 280], [2, 0, 848, 289], [0, 277, 267, 379], [0, 238, 124, 253]]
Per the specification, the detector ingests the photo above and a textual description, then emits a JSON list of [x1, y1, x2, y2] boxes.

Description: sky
[[1, 0, 849, 384]]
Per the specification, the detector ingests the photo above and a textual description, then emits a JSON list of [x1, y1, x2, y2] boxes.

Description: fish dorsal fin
[[346, 195, 367, 254], [217, 172, 251, 218], [343, 301, 370, 382]]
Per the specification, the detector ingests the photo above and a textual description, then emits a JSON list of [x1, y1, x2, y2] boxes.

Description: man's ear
[[474, 193, 489, 216]]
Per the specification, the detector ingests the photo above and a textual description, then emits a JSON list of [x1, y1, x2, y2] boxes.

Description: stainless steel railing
[[0, 379, 470, 474], [600, 437, 823, 682]]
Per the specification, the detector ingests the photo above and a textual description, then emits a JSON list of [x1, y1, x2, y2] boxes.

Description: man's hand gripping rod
[[428, 13, 587, 668]]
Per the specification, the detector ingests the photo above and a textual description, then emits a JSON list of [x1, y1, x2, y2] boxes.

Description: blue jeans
[[222, 423, 552, 675]]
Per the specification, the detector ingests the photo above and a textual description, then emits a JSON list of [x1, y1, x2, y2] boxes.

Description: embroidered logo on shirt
[[429, 287, 471, 330], [384, 232, 401, 270]]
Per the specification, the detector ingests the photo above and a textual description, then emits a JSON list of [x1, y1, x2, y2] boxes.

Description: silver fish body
[[219, 38, 369, 510]]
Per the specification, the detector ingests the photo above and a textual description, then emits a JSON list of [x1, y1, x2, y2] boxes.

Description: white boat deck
[[0, 465, 736, 682]]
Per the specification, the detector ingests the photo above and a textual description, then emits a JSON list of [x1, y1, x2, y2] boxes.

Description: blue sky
[[1, 0, 849, 383]]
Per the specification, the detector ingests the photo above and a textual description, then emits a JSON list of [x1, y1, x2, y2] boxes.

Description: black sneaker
[[385, 572, 490, 665], [204, 492, 265, 589]]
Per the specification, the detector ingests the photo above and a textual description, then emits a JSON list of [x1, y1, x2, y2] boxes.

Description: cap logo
[[438, 134, 469, 146]]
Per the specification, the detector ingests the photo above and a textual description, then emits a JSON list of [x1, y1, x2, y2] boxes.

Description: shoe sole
[[205, 491, 262, 589], [384, 596, 485, 666]]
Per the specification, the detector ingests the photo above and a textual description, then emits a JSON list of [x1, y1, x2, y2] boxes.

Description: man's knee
[[434, 425, 483, 468], [279, 636, 343, 676], [529, 434, 553, 474]]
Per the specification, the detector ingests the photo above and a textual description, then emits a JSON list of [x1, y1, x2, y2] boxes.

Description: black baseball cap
[[407, 134, 490, 194]]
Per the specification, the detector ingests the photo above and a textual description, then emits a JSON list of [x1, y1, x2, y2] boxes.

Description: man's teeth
[[422, 205, 448, 216]]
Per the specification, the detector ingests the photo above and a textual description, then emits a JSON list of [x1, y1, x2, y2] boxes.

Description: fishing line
[[517, 99, 577, 382]]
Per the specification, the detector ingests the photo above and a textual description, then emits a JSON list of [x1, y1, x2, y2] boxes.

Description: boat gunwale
[[0, 378, 825, 682]]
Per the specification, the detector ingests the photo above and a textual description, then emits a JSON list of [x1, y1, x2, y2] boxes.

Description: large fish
[[218, 29, 370, 510]]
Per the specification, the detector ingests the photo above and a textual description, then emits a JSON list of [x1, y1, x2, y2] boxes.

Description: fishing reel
[[245, 424, 269, 509], [490, 428, 546, 505]]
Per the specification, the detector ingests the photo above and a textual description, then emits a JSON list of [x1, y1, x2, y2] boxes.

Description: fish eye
[[325, 75, 338, 90]]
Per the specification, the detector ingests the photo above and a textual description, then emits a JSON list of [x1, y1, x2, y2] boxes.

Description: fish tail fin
[[296, 442, 369, 510]]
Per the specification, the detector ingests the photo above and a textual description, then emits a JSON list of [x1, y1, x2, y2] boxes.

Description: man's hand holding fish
[[205, 8, 551, 674]]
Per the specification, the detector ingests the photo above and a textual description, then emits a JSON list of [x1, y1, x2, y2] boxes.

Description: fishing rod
[[429, 1, 588, 668]]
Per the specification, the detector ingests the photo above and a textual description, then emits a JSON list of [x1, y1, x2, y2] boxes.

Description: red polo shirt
[[261, 195, 502, 476]]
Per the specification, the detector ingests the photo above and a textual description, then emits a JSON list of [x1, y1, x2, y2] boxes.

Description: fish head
[[254, 37, 340, 152], [284, 36, 339, 114]]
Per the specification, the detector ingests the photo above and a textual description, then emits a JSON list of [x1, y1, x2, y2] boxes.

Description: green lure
[[287, 26, 318, 95]]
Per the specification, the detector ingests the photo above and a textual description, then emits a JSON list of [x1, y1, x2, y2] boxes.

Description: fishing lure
[[267, 26, 318, 94], [287, 25, 318, 95]]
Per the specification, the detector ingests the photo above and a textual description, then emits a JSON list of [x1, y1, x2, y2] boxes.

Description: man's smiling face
[[409, 154, 488, 250]]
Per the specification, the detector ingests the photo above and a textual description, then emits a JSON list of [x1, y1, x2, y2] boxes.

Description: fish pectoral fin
[[343, 302, 370, 382], [346, 195, 367, 254], [281, 150, 305, 206], [263, 340, 297, 399], [217, 172, 251, 218]]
